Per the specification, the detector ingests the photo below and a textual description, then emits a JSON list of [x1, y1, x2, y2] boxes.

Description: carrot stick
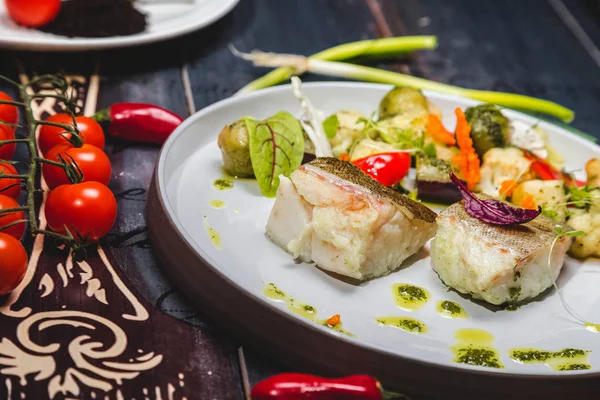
[[426, 114, 456, 145], [520, 194, 537, 210], [326, 314, 341, 326], [500, 179, 518, 196], [453, 108, 480, 190]]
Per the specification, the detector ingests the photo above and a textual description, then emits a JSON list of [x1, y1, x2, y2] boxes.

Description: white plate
[[0, 0, 239, 51], [155, 82, 600, 378]]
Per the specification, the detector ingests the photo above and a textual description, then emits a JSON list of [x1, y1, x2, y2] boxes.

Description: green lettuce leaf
[[247, 111, 305, 197], [322, 114, 339, 139]]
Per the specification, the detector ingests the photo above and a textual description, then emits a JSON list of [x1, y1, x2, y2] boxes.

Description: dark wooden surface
[[1, 0, 600, 398]]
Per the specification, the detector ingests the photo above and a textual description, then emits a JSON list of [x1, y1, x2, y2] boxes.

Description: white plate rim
[[0, 0, 239, 51]]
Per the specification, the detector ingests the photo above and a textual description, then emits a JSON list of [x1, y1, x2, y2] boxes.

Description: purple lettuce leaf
[[449, 172, 541, 225]]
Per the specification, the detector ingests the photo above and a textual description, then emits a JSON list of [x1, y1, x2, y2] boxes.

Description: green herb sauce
[[263, 283, 355, 337], [209, 200, 226, 209], [392, 283, 430, 311], [376, 316, 428, 334], [437, 300, 468, 319], [510, 347, 590, 371], [451, 329, 504, 369], [212, 178, 233, 191], [585, 323, 600, 333], [513, 271, 521, 282], [508, 286, 521, 300], [203, 216, 221, 250]]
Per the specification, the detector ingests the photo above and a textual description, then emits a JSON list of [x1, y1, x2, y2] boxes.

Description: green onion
[[236, 36, 438, 94], [234, 50, 575, 123]]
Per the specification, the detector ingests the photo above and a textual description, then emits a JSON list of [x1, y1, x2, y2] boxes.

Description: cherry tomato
[[42, 143, 111, 189], [0, 163, 21, 199], [0, 194, 25, 240], [0, 124, 16, 161], [5, 0, 61, 28], [45, 182, 117, 242], [0, 232, 27, 296], [352, 152, 412, 187], [0, 92, 18, 131], [39, 114, 105, 156]]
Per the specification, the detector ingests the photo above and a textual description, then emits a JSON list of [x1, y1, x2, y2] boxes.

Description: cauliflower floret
[[476, 147, 533, 197], [329, 110, 366, 157], [568, 209, 600, 259]]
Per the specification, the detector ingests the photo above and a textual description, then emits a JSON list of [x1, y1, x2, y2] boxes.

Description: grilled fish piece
[[266, 157, 438, 280], [430, 201, 574, 305]]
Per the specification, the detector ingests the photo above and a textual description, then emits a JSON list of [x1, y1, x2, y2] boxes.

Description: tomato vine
[[0, 74, 91, 254]]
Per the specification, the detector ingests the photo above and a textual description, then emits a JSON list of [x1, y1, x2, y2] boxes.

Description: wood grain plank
[[184, 0, 379, 110], [181, 0, 382, 394], [94, 41, 246, 398], [379, 0, 600, 139]]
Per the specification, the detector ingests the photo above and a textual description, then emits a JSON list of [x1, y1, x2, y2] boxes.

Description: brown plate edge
[[146, 169, 600, 400]]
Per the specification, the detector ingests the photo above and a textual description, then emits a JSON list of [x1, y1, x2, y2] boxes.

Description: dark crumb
[[39, 0, 147, 38]]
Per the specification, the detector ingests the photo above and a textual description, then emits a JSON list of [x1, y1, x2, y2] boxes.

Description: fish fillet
[[266, 157, 438, 280], [430, 201, 574, 305]]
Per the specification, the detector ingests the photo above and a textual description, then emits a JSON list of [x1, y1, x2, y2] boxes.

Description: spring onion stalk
[[235, 36, 438, 94], [233, 50, 575, 123]]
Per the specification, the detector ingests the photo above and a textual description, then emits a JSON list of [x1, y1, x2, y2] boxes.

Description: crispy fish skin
[[266, 157, 438, 280], [430, 201, 574, 305]]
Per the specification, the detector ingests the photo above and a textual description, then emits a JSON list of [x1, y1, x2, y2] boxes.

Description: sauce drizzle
[[510, 347, 591, 371], [451, 329, 504, 369], [376, 316, 428, 334], [437, 300, 468, 319], [263, 283, 354, 337], [392, 283, 430, 311], [203, 216, 222, 250]]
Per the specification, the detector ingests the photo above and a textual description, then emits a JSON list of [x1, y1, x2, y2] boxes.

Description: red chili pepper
[[93, 103, 183, 145], [352, 152, 411, 187], [251, 373, 400, 400]]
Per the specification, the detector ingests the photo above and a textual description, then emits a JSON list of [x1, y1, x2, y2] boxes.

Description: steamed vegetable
[[586, 158, 600, 187], [218, 120, 254, 177], [453, 108, 481, 190], [465, 104, 510, 157], [328, 110, 366, 156], [378, 87, 429, 119], [477, 147, 532, 197], [416, 154, 462, 204], [349, 138, 399, 161], [511, 180, 568, 222], [568, 207, 600, 259]]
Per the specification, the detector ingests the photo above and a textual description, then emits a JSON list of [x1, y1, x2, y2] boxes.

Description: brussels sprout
[[217, 120, 254, 177], [464, 104, 510, 157], [378, 87, 429, 119]]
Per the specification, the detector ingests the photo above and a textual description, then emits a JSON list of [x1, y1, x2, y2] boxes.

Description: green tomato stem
[[0, 74, 83, 247], [236, 36, 438, 94], [0, 174, 28, 180]]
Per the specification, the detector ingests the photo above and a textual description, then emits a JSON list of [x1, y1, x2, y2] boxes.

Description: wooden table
[[0, 1, 599, 399]]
